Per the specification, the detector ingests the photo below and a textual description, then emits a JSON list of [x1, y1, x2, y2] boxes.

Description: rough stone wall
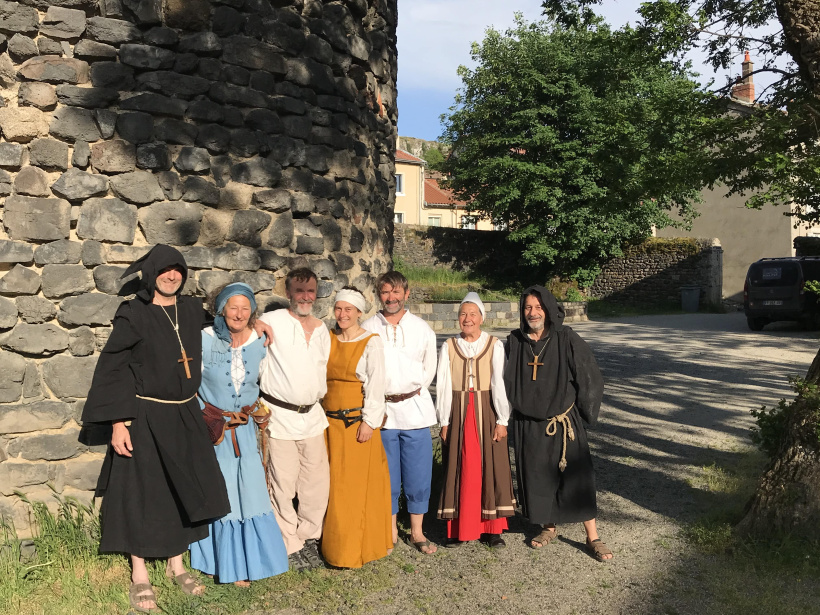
[[0, 0, 397, 533], [588, 239, 723, 306], [394, 223, 516, 275], [395, 225, 722, 307]]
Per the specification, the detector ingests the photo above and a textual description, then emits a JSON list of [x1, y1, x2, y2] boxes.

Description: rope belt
[[545, 404, 576, 472], [325, 407, 363, 428], [136, 393, 197, 404]]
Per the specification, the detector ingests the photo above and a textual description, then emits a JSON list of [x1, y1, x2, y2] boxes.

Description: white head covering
[[460, 291, 485, 319], [335, 288, 367, 313]]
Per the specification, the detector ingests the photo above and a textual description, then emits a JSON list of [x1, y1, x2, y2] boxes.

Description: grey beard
[[291, 300, 314, 316], [526, 320, 544, 332]]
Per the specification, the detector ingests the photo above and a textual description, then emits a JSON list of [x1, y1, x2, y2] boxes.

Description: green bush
[[750, 377, 820, 459]]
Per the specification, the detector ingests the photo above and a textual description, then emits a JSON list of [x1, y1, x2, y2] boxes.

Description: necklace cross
[[178, 346, 193, 379], [527, 336, 550, 381]]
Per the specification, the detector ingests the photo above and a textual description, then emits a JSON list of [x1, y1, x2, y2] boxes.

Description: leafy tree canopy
[[440, 16, 717, 284], [542, 0, 820, 224], [422, 147, 445, 170]]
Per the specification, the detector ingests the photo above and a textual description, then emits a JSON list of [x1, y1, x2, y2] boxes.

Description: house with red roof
[[394, 148, 494, 230]]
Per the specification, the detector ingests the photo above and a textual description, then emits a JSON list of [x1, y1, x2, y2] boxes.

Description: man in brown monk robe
[[504, 285, 613, 561]]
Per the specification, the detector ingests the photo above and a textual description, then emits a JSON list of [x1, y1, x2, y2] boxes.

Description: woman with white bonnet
[[189, 282, 289, 585], [321, 286, 393, 568], [436, 292, 516, 548]]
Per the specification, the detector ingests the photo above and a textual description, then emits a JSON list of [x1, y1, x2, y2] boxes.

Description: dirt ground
[[260, 313, 819, 615]]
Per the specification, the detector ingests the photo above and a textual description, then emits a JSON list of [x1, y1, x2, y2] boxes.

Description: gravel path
[[271, 313, 819, 615]]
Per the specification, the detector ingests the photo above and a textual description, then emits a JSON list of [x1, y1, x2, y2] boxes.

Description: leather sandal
[[586, 538, 613, 562], [165, 566, 205, 595], [530, 526, 557, 549], [129, 582, 158, 613]]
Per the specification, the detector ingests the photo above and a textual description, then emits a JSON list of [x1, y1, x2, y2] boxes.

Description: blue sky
[[395, 0, 776, 141]]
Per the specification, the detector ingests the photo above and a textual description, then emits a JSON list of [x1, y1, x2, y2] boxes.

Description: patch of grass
[[0, 491, 400, 615], [394, 257, 520, 303], [393, 258, 479, 286], [657, 448, 820, 615]]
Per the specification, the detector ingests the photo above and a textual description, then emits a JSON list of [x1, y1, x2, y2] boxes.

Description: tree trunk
[[775, 0, 820, 97], [737, 348, 820, 537], [737, 0, 820, 538]]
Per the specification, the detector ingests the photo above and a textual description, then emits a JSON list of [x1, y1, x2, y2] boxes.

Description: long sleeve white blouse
[[435, 331, 511, 427]]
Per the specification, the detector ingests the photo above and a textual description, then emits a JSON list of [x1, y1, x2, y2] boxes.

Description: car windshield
[[748, 262, 800, 287]]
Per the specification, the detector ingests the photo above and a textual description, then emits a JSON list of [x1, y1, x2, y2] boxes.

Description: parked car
[[744, 257, 820, 330]]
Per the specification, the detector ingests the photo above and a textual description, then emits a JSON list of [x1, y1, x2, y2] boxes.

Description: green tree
[[422, 146, 445, 171], [440, 17, 717, 284], [541, 0, 820, 541]]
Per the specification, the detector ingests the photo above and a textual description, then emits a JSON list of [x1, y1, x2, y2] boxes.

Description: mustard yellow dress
[[321, 332, 392, 568]]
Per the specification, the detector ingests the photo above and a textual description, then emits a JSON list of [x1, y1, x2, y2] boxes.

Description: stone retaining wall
[[409, 301, 588, 333], [588, 239, 723, 306], [0, 0, 398, 534], [396, 226, 723, 308]]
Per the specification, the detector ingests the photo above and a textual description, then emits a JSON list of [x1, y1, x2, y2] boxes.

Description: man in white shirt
[[259, 268, 331, 570], [362, 271, 438, 554]]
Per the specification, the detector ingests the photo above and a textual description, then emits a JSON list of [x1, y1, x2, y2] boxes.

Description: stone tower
[[0, 0, 398, 533]]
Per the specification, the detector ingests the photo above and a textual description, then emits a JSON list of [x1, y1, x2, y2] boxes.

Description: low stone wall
[[588, 238, 723, 306], [395, 226, 723, 307], [409, 301, 588, 332]]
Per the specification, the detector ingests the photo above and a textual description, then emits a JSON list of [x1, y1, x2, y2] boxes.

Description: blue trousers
[[381, 428, 433, 515]]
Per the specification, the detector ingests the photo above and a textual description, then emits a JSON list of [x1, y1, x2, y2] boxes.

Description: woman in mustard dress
[[321, 287, 393, 568]]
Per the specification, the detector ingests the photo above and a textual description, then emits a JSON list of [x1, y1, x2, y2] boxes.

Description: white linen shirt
[[258, 309, 330, 440], [435, 331, 511, 428], [337, 332, 387, 429], [362, 310, 437, 430]]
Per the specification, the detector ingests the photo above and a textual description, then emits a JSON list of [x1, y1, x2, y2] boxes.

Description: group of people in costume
[[81, 244, 612, 614]]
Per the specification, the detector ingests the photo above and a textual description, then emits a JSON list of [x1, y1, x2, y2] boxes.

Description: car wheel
[[747, 317, 766, 331]]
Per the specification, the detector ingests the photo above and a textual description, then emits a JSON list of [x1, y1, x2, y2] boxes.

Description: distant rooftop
[[396, 149, 425, 164], [424, 177, 467, 207]]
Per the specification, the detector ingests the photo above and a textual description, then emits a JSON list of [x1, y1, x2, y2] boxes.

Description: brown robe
[[438, 335, 516, 521]]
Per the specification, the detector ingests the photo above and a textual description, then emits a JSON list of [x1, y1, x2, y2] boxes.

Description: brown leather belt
[[260, 390, 316, 414], [384, 388, 421, 403], [202, 400, 270, 460]]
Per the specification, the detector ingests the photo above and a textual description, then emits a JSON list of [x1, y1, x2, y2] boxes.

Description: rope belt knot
[[545, 404, 576, 472]]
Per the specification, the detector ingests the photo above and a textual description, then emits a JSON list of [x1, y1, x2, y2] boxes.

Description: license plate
[[762, 300, 783, 306]]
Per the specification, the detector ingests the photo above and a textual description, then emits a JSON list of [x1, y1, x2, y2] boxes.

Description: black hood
[[121, 244, 188, 302], [519, 285, 565, 334]]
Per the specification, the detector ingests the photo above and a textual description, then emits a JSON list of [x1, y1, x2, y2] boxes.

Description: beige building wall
[[419, 207, 494, 230], [393, 160, 424, 225], [656, 187, 811, 300]]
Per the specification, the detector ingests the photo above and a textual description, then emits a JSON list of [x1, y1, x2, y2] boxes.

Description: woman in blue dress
[[190, 283, 289, 585]]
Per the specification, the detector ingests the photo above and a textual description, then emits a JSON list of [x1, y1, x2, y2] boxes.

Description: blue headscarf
[[208, 283, 258, 366]]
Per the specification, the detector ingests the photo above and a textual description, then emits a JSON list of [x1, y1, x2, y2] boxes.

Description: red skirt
[[447, 392, 507, 540]]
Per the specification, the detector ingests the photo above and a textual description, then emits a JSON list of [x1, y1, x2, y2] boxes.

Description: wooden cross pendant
[[528, 358, 543, 381], [178, 347, 193, 379]]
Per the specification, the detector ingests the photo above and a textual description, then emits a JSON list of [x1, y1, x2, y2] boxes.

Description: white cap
[[460, 291, 485, 319]]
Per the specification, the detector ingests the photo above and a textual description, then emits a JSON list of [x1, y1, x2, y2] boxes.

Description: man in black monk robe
[[504, 286, 613, 561], [82, 245, 230, 612]]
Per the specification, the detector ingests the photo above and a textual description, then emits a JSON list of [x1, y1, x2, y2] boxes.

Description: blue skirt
[[190, 420, 288, 583]]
